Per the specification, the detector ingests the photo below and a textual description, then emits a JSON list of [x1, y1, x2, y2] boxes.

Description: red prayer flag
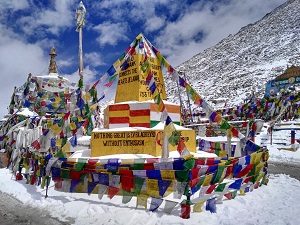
[[31, 140, 41, 150], [119, 169, 134, 192], [63, 111, 71, 120], [108, 186, 119, 199]]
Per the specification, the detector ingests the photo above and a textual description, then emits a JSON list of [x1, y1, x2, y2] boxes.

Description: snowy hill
[[166, 0, 300, 107]]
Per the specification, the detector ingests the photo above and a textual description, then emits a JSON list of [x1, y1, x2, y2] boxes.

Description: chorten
[[91, 34, 196, 157]]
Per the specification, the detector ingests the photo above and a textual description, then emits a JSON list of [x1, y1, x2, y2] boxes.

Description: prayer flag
[[193, 200, 205, 213], [206, 198, 217, 213], [98, 184, 108, 200], [136, 194, 148, 209], [149, 197, 163, 212], [163, 200, 178, 214]]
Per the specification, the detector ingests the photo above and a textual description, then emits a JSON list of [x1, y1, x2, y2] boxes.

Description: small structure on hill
[[265, 65, 300, 97]]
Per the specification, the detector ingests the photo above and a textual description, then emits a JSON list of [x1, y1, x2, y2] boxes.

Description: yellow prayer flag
[[56, 138, 62, 147], [55, 96, 61, 103], [219, 150, 227, 158], [254, 152, 263, 165], [51, 124, 61, 135], [90, 103, 98, 111], [202, 174, 213, 186], [70, 122, 77, 130], [255, 162, 264, 175], [193, 200, 205, 213], [255, 172, 264, 183], [250, 152, 257, 165], [136, 194, 148, 209], [161, 170, 175, 180], [62, 142, 71, 153], [78, 116, 84, 122], [239, 189, 245, 196], [52, 102, 59, 108], [164, 123, 175, 137], [113, 59, 121, 70], [146, 179, 159, 198], [84, 92, 91, 102]]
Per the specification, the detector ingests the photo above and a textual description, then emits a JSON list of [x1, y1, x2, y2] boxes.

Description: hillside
[[166, 0, 300, 108]]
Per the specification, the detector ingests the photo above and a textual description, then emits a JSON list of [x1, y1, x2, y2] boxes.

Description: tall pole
[[79, 27, 84, 76], [76, 1, 86, 77]]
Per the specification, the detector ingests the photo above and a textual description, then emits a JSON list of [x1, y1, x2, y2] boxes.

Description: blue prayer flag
[[98, 173, 109, 186], [206, 198, 217, 213], [146, 170, 162, 180], [107, 65, 116, 76], [229, 178, 243, 190]]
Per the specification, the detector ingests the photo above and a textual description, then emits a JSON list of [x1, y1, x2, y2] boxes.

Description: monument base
[[91, 124, 196, 157]]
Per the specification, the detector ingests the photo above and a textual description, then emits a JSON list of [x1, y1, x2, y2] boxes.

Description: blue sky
[[0, 0, 286, 117]]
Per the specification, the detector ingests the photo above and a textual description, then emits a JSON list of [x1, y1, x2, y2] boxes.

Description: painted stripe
[[150, 103, 180, 113], [109, 117, 129, 124], [109, 104, 129, 111], [129, 103, 149, 110], [130, 109, 150, 117], [109, 123, 129, 129], [130, 115, 149, 123], [130, 123, 150, 128], [109, 110, 129, 117]]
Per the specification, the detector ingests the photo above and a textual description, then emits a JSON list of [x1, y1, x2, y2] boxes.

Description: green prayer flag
[[74, 162, 85, 171], [184, 158, 195, 170], [134, 177, 145, 195], [168, 130, 180, 146], [61, 137, 67, 147], [175, 170, 189, 182], [60, 169, 70, 179], [132, 163, 144, 170], [215, 182, 227, 192], [220, 120, 231, 130], [55, 150, 66, 158], [78, 77, 83, 89], [212, 166, 225, 184]]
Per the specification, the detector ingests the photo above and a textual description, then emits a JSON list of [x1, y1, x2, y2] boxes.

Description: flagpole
[[76, 1, 86, 77]]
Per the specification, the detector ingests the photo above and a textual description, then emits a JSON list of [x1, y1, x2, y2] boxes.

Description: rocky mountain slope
[[166, 0, 300, 108]]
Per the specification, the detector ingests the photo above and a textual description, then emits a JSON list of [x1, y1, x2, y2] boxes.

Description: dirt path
[[0, 191, 73, 225], [268, 161, 300, 181]]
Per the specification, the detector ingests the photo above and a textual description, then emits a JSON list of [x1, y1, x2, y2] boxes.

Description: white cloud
[[57, 57, 74, 68], [17, 0, 74, 36], [93, 22, 128, 46], [0, 0, 29, 11], [155, 0, 286, 66], [84, 52, 105, 67], [0, 26, 48, 117], [144, 16, 166, 32], [64, 66, 98, 86]]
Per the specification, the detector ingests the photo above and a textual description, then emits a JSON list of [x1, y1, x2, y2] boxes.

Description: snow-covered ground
[[0, 169, 299, 225], [257, 124, 300, 163], [1, 123, 300, 224]]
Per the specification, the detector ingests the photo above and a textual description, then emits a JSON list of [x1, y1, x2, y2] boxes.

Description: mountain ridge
[[166, 0, 300, 109]]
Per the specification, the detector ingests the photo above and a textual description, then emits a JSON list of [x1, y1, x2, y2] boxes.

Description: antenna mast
[[76, 1, 86, 77]]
